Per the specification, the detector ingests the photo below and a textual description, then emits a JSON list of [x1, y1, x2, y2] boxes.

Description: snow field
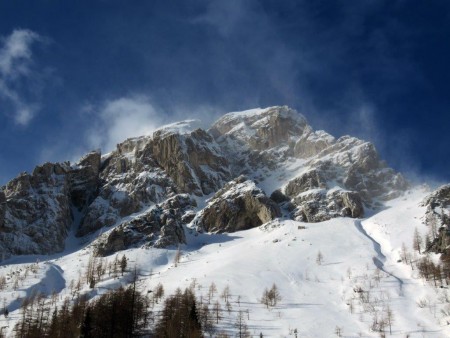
[[0, 187, 448, 337]]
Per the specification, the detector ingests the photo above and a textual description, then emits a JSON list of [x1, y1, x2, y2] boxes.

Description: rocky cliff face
[[0, 163, 73, 256], [151, 122, 231, 196], [210, 106, 407, 222], [0, 106, 408, 258], [421, 185, 450, 259], [192, 176, 281, 233], [95, 194, 196, 256]]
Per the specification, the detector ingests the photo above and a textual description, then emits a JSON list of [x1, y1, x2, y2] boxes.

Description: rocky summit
[[0, 106, 408, 258]]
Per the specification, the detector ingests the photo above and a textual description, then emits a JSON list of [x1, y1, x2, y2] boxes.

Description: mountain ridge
[[0, 106, 408, 258]]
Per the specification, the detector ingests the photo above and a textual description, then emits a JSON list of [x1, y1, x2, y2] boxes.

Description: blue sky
[[0, 0, 449, 185]]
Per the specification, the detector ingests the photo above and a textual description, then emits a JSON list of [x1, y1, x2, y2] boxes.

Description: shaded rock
[[193, 177, 281, 233], [284, 170, 327, 197], [0, 190, 5, 230], [96, 194, 196, 256], [422, 185, 450, 258], [0, 163, 72, 256], [270, 189, 290, 204], [70, 151, 101, 209], [426, 227, 450, 259]]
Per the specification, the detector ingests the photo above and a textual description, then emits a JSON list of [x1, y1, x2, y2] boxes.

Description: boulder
[[193, 176, 281, 233]]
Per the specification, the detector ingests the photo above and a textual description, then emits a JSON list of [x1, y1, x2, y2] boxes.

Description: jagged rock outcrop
[[77, 122, 231, 237], [77, 137, 178, 237], [192, 176, 281, 233], [422, 185, 450, 258], [95, 194, 196, 256], [210, 106, 407, 222], [293, 127, 335, 159], [0, 163, 72, 256], [280, 169, 364, 222], [426, 227, 450, 261], [295, 189, 363, 222], [151, 122, 231, 196], [284, 169, 327, 197]]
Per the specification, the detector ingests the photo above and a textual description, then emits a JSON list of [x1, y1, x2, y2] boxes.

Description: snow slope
[[0, 186, 447, 337]]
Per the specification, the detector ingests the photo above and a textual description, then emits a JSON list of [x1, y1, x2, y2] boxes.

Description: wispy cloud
[[0, 29, 44, 125], [85, 95, 166, 153]]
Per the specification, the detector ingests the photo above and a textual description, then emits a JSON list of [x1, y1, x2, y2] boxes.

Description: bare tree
[[221, 285, 231, 303], [235, 310, 250, 338], [154, 283, 164, 304], [413, 227, 422, 254], [208, 282, 217, 303], [226, 300, 232, 314], [213, 300, 222, 324], [261, 284, 282, 308], [316, 250, 324, 265], [385, 305, 394, 334]]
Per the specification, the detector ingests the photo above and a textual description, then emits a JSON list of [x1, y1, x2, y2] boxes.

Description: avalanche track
[[354, 220, 404, 292]]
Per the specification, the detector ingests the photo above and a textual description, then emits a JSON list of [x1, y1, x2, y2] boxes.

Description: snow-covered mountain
[[0, 106, 449, 337]]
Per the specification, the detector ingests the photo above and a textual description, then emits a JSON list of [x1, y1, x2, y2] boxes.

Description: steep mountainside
[[0, 106, 408, 258]]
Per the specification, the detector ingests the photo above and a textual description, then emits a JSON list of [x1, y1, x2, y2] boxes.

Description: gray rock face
[[73, 123, 232, 240], [0, 163, 73, 256], [151, 126, 231, 196], [287, 188, 364, 222], [421, 185, 450, 258], [210, 106, 308, 151], [284, 170, 327, 197], [95, 194, 196, 256], [193, 176, 281, 233], [77, 137, 178, 237], [293, 127, 335, 159]]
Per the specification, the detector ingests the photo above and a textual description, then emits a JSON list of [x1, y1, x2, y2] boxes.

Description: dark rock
[[193, 177, 281, 233], [284, 170, 327, 198], [95, 194, 195, 256]]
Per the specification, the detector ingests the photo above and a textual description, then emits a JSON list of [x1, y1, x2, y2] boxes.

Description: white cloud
[[86, 96, 166, 153], [0, 29, 43, 125], [38, 96, 214, 166]]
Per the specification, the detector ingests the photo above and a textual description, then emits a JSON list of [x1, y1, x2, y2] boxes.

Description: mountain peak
[[0, 106, 408, 258]]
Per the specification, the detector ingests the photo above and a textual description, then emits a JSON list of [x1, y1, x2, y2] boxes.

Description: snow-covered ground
[[0, 186, 448, 337]]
